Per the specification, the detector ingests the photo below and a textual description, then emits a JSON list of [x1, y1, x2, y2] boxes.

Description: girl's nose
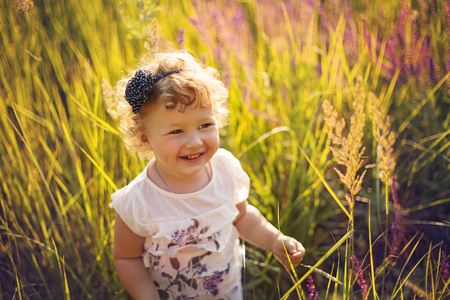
[[185, 132, 203, 148]]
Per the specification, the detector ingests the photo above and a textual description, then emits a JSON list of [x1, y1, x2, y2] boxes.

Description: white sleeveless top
[[110, 148, 250, 299]]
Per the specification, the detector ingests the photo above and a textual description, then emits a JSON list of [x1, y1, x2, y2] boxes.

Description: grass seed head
[[322, 82, 368, 207]]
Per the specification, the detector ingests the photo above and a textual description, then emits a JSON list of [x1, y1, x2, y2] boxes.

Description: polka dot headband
[[124, 69, 182, 113]]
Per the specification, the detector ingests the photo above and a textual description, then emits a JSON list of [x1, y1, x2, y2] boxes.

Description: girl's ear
[[141, 134, 153, 151]]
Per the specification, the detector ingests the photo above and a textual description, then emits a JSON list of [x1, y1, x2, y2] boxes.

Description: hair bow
[[125, 69, 182, 113]]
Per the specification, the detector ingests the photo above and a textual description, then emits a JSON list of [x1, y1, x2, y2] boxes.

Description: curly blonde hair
[[104, 51, 229, 160]]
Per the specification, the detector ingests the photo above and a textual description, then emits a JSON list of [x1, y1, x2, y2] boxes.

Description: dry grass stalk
[[370, 89, 401, 258], [369, 92, 396, 183], [322, 83, 367, 210]]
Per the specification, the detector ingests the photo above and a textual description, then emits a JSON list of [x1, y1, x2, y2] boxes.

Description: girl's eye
[[199, 123, 213, 129], [170, 129, 182, 134]]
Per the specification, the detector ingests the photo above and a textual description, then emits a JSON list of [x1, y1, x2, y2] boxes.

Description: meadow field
[[1, 0, 449, 299]]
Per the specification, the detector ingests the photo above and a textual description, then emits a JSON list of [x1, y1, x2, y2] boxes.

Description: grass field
[[1, 0, 450, 299]]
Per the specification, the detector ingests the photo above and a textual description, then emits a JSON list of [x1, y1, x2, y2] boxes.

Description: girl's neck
[[149, 161, 211, 194]]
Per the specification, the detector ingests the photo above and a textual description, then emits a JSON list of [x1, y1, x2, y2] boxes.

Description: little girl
[[108, 51, 305, 299]]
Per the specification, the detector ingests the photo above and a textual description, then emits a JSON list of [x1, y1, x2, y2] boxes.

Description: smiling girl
[[107, 52, 305, 299]]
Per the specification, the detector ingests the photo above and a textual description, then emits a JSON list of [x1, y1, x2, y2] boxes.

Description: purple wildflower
[[419, 37, 430, 79], [364, 0, 446, 87], [427, 56, 437, 84], [446, 0, 450, 43], [442, 251, 450, 282], [397, 3, 407, 54], [431, 56, 443, 82], [189, 14, 215, 51], [391, 175, 399, 204], [232, 6, 245, 25], [306, 275, 319, 300], [390, 175, 406, 257], [351, 255, 368, 299], [447, 48, 450, 75], [419, 0, 428, 23], [177, 28, 185, 50], [409, 11, 419, 75]]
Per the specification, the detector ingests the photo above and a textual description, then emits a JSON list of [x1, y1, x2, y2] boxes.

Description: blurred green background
[[1, 0, 449, 299]]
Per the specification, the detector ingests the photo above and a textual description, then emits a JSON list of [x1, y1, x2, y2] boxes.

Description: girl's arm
[[233, 200, 305, 269], [113, 214, 160, 299]]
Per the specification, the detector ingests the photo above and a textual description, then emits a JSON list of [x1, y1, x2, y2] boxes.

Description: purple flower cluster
[[446, 0, 450, 75], [351, 255, 368, 299], [190, 0, 254, 82], [390, 175, 406, 257], [365, 0, 449, 90], [442, 251, 449, 282], [306, 275, 319, 300], [189, 0, 450, 95], [177, 28, 185, 50]]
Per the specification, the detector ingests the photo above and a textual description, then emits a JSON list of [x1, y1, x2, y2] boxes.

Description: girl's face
[[140, 99, 220, 182]]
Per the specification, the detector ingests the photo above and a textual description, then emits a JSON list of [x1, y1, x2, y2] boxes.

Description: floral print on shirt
[[167, 218, 221, 251], [145, 218, 230, 299]]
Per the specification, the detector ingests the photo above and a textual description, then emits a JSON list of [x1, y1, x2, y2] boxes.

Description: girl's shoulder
[[110, 163, 150, 203], [212, 148, 243, 173], [109, 164, 153, 236], [213, 148, 248, 177], [212, 148, 250, 204]]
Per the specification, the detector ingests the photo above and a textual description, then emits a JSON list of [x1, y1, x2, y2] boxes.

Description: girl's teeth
[[186, 154, 200, 159]]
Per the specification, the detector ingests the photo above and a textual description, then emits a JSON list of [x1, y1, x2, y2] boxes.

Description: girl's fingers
[[287, 239, 305, 266], [274, 237, 305, 268]]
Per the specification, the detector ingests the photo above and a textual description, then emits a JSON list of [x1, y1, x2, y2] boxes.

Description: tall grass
[[1, 0, 449, 299], [0, 0, 146, 298]]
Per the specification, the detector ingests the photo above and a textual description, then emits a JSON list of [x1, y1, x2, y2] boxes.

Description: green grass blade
[[298, 146, 350, 218], [281, 230, 354, 299]]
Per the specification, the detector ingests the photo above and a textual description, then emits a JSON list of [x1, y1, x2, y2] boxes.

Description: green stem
[[382, 179, 390, 298]]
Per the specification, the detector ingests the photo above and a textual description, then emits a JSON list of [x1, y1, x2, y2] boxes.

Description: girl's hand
[[233, 203, 305, 270], [272, 235, 305, 270]]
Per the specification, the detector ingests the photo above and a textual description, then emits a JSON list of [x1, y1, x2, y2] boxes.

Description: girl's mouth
[[182, 153, 202, 160]]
